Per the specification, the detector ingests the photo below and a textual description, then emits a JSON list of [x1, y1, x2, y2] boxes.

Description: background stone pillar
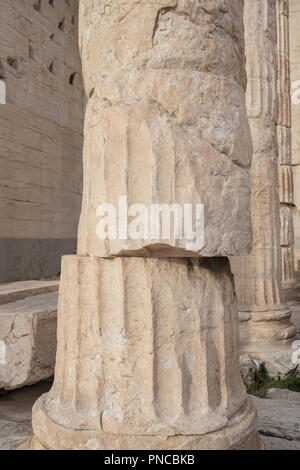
[[290, 0, 300, 285], [29, 0, 260, 450], [231, 0, 296, 364], [277, 0, 299, 301]]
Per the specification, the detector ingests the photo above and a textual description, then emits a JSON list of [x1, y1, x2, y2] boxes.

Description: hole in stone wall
[[58, 18, 66, 32], [69, 72, 76, 86], [89, 88, 95, 99], [29, 45, 35, 60], [49, 61, 55, 73], [7, 57, 19, 70], [33, 0, 42, 12], [50, 33, 55, 41], [49, 0, 55, 7]]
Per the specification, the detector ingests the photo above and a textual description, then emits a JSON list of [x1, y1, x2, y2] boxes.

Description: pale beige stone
[[0, 292, 58, 390], [230, 0, 296, 352], [77, 0, 253, 258], [31, 255, 259, 450], [30, 0, 259, 450]]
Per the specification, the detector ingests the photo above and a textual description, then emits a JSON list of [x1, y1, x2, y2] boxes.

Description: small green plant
[[246, 366, 300, 398]]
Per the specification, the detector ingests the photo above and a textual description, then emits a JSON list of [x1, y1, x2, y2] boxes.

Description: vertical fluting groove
[[152, 263, 181, 422], [60, 257, 80, 407]]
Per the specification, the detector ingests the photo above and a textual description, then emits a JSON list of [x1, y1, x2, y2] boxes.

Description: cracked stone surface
[[77, 0, 253, 258], [0, 381, 51, 450], [0, 292, 58, 390], [251, 389, 300, 450]]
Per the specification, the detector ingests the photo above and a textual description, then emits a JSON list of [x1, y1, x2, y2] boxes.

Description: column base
[[239, 305, 296, 352], [29, 394, 262, 450], [239, 306, 299, 376]]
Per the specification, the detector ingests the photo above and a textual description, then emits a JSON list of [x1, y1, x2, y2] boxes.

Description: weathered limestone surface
[[0, 0, 83, 282], [31, 256, 258, 450], [30, 1, 260, 450], [231, 0, 296, 354], [0, 292, 58, 390], [77, 0, 252, 258]]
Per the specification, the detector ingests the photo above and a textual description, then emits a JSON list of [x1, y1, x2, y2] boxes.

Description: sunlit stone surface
[[29, 1, 260, 450]]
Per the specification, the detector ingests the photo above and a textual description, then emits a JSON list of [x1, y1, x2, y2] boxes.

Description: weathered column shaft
[[277, 0, 298, 296], [29, 0, 260, 450], [231, 0, 296, 352]]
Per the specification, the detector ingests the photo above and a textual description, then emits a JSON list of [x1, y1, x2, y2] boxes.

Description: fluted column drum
[[29, 0, 260, 450], [31, 256, 258, 450]]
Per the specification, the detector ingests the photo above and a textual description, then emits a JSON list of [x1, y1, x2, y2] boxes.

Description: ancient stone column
[[29, 0, 260, 450], [290, 0, 300, 283], [231, 0, 296, 362], [277, 0, 298, 300]]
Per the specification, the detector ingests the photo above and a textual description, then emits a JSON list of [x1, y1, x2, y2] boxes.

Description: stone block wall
[[0, 0, 83, 282]]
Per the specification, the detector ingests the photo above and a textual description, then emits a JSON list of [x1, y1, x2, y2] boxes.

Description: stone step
[[0, 280, 59, 305], [0, 292, 58, 390]]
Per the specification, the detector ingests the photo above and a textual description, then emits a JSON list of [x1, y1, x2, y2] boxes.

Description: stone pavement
[[0, 381, 51, 450], [252, 389, 300, 450]]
